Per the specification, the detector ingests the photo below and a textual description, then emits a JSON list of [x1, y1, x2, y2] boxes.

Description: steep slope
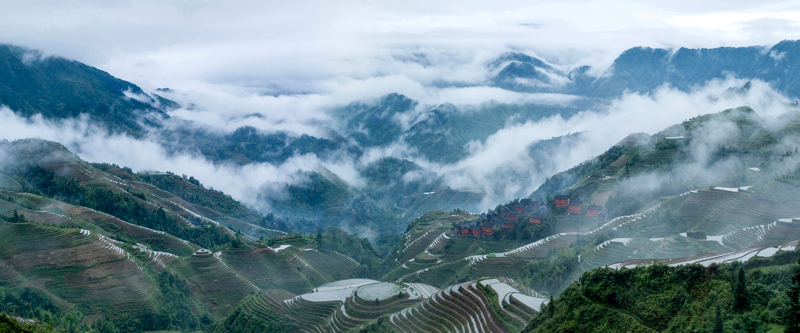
[[0, 138, 285, 241], [372, 105, 800, 298], [525, 251, 800, 333], [214, 277, 543, 333], [0, 45, 175, 136], [0, 221, 161, 317]]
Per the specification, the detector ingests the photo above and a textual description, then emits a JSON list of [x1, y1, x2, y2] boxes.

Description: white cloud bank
[[0, 109, 361, 212], [435, 78, 793, 209], [1, 0, 799, 223], [2, 77, 792, 216], [2, 0, 799, 96]]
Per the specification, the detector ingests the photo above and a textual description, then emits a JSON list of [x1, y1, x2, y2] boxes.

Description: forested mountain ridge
[[4, 42, 800, 236], [0, 45, 176, 136], [491, 40, 800, 99]]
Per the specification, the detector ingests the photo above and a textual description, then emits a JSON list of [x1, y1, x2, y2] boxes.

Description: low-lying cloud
[[0, 75, 795, 225], [0, 109, 361, 213], [435, 77, 793, 209]]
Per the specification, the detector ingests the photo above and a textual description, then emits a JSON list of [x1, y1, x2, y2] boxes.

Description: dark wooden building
[[587, 205, 603, 217], [481, 222, 495, 236], [470, 226, 483, 237], [554, 194, 570, 208], [568, 198, 583, 215]]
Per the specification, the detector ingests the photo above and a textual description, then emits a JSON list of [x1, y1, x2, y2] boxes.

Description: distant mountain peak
[[488, 51, 552, 70]]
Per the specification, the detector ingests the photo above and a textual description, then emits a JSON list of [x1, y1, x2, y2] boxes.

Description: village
[[453, 196, 606, 238]]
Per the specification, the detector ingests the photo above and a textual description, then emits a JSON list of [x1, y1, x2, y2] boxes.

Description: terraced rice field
[[400, 190, 484, 221], [171, 253, 259, 317], [296, 248, 360, 281], [69, 206, 197, 256], [389, 280, 536, 333], [257, 279, 439, 333], [663, 187, 800, 236], [221, 247, 315, 294], [612, 239, 800, 269], [0, 223, 161, 316]]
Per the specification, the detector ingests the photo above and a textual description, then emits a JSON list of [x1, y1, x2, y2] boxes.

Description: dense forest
[[526, 252, 800, 332]]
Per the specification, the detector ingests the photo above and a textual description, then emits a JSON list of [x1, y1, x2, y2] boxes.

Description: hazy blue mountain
[[488, 52, 569, 92], [491, 40, 800, 99], [337, 93, 417, 148], [160, 124, 352, 165], [335, 94, 582, 164]]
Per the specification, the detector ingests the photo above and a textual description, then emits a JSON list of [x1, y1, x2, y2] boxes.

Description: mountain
[[490, 40, 800, 99], [2, 99, 800, 331], [0, 139, 386, 331], [7, 42, 800, 236], [5, 41, 800, 332], [488, 52, 570, 93], [0, 45, 177, 136]]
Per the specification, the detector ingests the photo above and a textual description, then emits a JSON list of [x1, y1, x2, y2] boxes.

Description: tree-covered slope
[[0, 45, 175, 136], [0, 139, 390, 332], [525, 252, 800, 332]]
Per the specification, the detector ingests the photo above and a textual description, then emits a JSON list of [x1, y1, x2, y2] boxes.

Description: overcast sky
[[2, 0, 800, 95]]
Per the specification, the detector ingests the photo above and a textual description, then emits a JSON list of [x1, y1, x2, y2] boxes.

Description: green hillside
[[525, 252, 800, 332], [3, 101, 800, 332], [0, 45, 175, 136]]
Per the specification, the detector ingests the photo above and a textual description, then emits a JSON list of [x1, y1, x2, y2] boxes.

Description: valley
[[2, 38, 800, 332]]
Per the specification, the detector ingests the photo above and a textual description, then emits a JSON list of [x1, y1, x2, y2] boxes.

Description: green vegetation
[[477, 281, 523, 332], [6, 165, 234, 249], [0, 44, 173, 136], [350, 316, 400, 333], [138, 171, 288, 231], [526, 252, 800, 332], [208, 305, 292, 333], [312, 228, 384, 278], [520, 248, 580, 295], [162, 125, 346, 166], [0, 286, 97, 333]]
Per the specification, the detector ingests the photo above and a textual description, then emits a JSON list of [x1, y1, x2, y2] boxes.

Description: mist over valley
[[2, 2, 800, 332]]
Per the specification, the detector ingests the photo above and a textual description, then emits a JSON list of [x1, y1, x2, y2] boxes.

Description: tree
[[733, 266, 749, 312], [787, 260, 800, 333], [713, 304, 723, 333]]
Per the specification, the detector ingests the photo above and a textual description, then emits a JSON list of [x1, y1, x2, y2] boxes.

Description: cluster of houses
[[454, 196, 606, 238], [553, 195, 604, 217]]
